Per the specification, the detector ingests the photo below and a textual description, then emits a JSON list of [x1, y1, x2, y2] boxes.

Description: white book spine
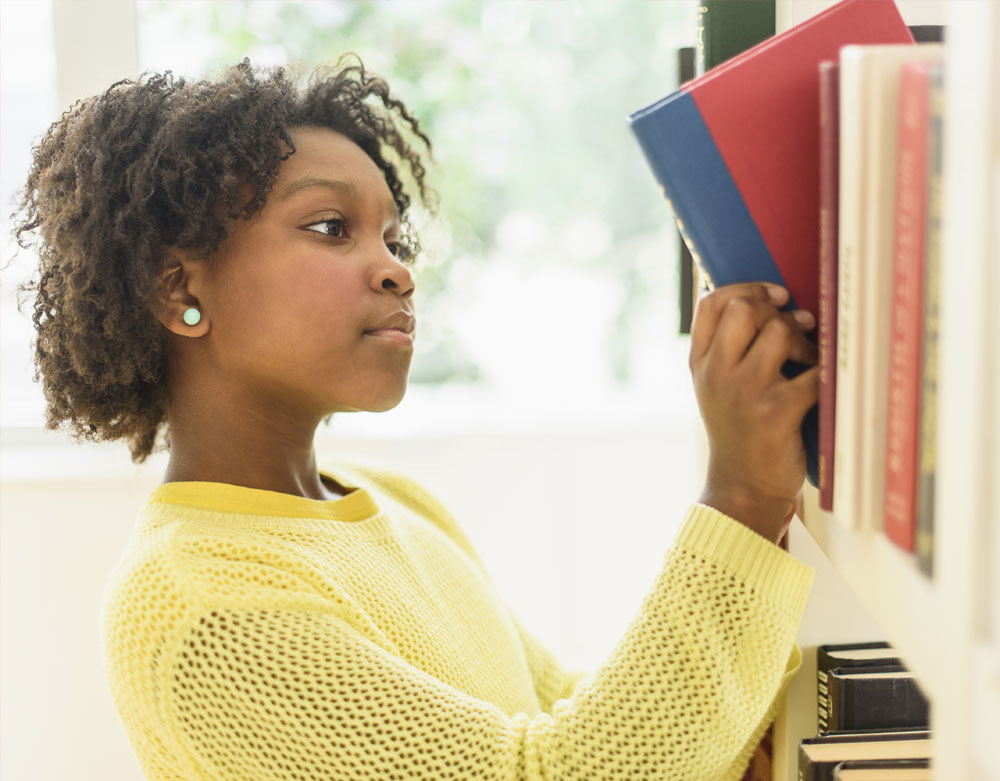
[[834, 46, 866, 530]]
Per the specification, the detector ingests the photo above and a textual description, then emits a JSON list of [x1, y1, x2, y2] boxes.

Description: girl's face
[[195, 125, 416, 419]]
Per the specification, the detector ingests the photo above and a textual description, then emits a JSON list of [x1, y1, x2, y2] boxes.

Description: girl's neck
[[162, 400, 342, 501]]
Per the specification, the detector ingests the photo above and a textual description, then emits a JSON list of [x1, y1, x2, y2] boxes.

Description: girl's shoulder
[[322, 457, 489, 574]]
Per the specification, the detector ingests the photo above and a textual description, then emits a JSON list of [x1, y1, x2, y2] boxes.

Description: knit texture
[[100, 459, 815, 780]]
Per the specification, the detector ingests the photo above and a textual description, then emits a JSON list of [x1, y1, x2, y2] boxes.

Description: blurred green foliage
[[141, 0, 695, 386]]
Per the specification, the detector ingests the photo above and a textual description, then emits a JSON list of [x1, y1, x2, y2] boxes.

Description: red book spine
[[817, 60, 839, 512], [883, 61, 932, 551]]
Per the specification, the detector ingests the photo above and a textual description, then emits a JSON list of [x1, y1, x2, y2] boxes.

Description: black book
[[798, 730, 932, 781], [907, 24, 945, 43], [817, 642, 901, 733], [828, 665, 930, 732], [832, 757, 932, 780]]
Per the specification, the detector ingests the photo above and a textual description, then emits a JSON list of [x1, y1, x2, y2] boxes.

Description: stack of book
[[629, 0, 945, 575], [798, 641, 931, 779]]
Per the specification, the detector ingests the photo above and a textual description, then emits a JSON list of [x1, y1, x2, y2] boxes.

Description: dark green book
[[677, 46, 696, 334], [696, 0, 776, 77], [681, 0, 775, 334]]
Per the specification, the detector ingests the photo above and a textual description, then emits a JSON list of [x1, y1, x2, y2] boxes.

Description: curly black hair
[[11, 54, 439, 464]]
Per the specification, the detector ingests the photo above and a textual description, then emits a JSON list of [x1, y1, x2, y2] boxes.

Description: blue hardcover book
[[627, 0, 913, 487]]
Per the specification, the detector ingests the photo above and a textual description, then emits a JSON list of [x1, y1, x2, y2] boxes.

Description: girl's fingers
[[784, 363, 821, 413], [707, 297, 816, 372], [690, 282, 788, 369], [746, 313, 819, 381]]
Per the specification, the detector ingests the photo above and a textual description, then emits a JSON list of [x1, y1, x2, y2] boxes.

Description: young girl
[[15, 55, 819, 780]]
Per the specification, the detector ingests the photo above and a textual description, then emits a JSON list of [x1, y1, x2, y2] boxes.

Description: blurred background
[[0, 1, 707, 778]]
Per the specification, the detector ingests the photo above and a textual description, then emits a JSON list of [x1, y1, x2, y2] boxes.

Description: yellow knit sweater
[[100, 458, 815, 780]]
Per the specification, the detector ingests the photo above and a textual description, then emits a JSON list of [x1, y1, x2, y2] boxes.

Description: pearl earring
[[183, 307, 201, 326]]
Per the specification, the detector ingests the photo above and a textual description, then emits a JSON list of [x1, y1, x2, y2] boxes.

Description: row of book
[[628, 0, 944, 582], [668, 5, 946, 780], [823, 39, 943, 581], [799, 641, 932, 780]]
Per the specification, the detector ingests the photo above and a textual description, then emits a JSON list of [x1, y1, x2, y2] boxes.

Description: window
[[3, 0, 702, 445], [1, 0, 57, 429]]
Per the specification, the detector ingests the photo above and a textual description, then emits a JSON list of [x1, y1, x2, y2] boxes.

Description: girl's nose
[[371, 255, 414, 297]]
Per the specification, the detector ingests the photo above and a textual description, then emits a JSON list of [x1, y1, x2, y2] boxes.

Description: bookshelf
[[770, 1, 1000, 779]]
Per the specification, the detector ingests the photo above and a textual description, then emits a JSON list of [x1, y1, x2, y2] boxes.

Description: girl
[[14, 55, 819, 780]]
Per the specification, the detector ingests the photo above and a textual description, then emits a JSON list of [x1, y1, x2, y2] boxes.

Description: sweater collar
[[147, 465, 380, 522]]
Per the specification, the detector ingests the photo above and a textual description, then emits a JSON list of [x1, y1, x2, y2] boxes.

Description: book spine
[[915, 64, 944, 577], [817, 60, 840, 512], [833, 46, 865, 528], [858, 45, 944, 531], [883, 61, 931, 552], [829, 670, 845, 731], [696, 3, 708, 76], [627, 92, 784, 300], [857, 51, 892, 534], [678, 46, 697, 336], [830, 671, 930, 731], [697, 0, 776, 77]]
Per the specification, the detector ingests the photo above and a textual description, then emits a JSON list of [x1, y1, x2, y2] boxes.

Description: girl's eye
[[304, 218, 347, 238], [304, 218, 413, 264]]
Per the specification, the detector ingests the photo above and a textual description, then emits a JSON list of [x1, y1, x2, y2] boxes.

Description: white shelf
[[773, 1, 999, 779], [796, 483, 943, 702]]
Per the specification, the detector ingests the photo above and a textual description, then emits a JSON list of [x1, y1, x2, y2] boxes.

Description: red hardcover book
[[817, 59, 839, 512], [629, 0, 914, 489], [883, 59, 940, 551]]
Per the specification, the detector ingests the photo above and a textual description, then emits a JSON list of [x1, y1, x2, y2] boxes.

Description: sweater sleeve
[[160, 503, 813, 780]]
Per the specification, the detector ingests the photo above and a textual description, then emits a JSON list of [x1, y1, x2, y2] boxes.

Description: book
[[627, 0, 914, 490], [826, 665, 930, 732], [677, 46, 697, 335], [883, 57, 944, 554], [696, 0, 776, 78], [817, 58, 840, 512], [832, 758, 931, 780], [686, 1, 776, 337], [914, 62, 944, 579], [798, 730, 932, 781], [817, 642, 901, 733], [906, 25, 945, 44], [832, 43, 943, 531]]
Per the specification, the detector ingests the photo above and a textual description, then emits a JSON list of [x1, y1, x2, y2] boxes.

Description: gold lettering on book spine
[[663, 187, 715, 292], [818, 207, 832, 385], [836, 245, 850, 375], [695, 6, 708, 74], [886, 147, 916, 479]]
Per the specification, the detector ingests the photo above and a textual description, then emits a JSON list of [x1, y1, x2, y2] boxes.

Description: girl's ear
[[151, 250, 210, 338]]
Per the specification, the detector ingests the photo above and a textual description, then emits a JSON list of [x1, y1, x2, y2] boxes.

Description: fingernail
[[767, 285, 789, 303], [792, 310, 815, 327]]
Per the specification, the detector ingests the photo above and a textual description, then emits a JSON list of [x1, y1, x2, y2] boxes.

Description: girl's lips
[[364, 328, 414, 346]]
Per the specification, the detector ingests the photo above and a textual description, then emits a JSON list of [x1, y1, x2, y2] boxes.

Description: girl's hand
[[689, 282, 819, 543]]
